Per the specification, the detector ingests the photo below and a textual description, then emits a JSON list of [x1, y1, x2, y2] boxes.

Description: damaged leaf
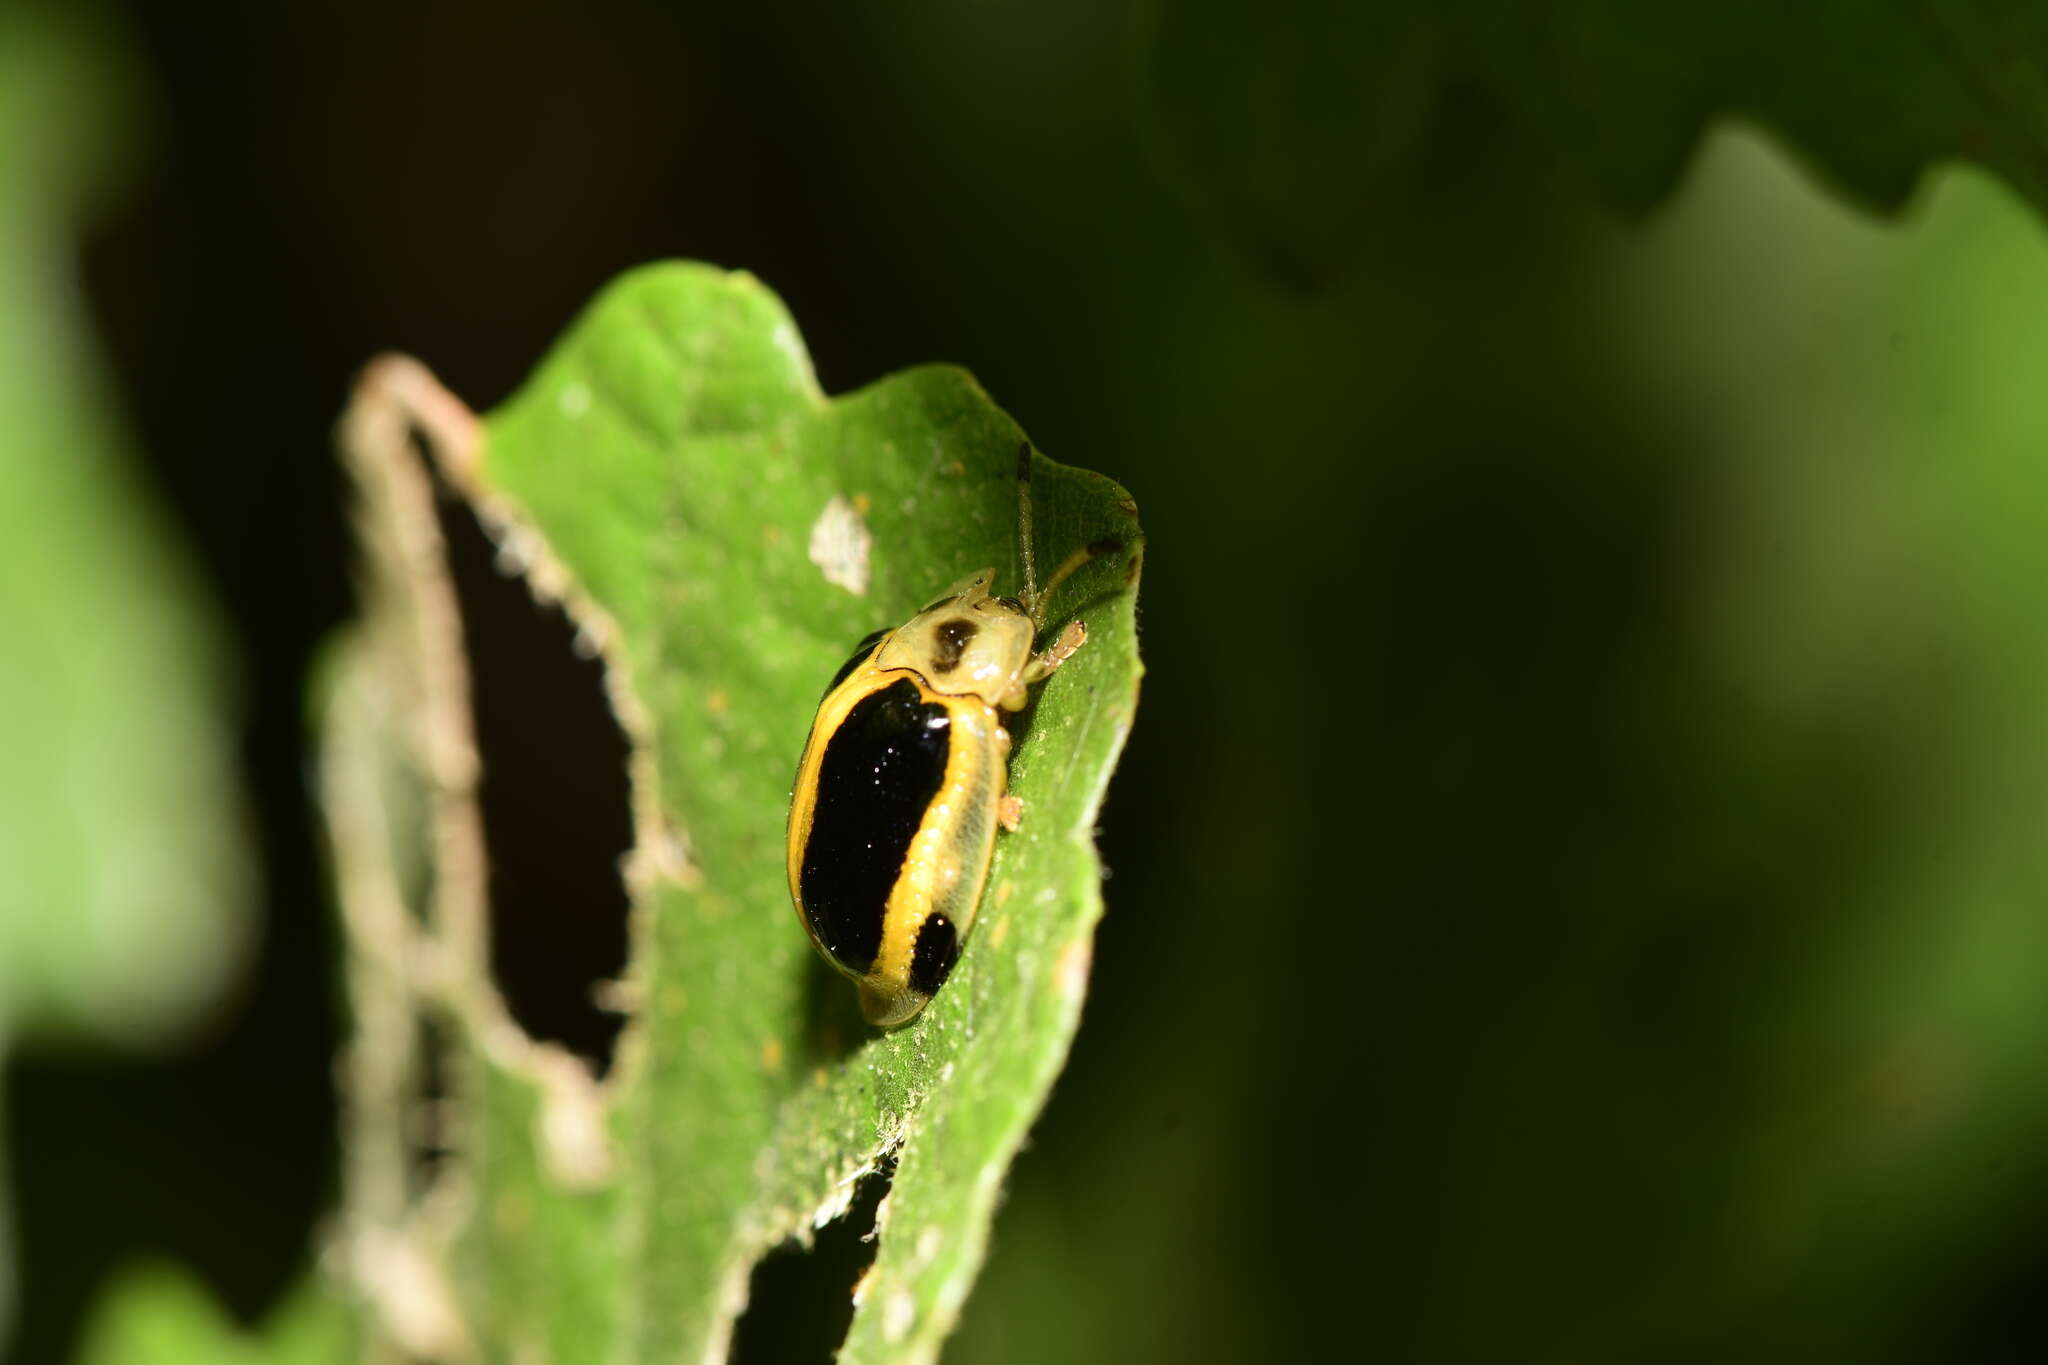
[[325, 263, 1143, 1363]]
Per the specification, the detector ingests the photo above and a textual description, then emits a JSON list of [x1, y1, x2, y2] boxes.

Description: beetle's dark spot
[[930, 617, 979, 675], [994, 594, 1025, 614], [909, 913, 961, 997], [824, 628, 892, 699], [802, 680, 951, 975]]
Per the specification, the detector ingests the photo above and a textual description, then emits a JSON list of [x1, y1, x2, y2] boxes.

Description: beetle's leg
[[998, 795, 1025, 832], [1021, 619, 1087, 686]]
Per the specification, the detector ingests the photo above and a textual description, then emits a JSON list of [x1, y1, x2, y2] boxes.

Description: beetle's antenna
[[1034, 538, 1123, 627], [1016, 441, 1040, 615]]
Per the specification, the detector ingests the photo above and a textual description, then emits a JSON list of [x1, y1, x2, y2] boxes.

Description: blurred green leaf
[[328, 264, 1142, 1362], [0, 6, 250, 1052], [1148, 0, 2048, 285], [72, 1263, 351, 1365], [0, 7, 253, 1351]]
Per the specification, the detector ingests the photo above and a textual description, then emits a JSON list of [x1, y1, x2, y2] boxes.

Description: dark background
[[12, 1, 2048, 1361]]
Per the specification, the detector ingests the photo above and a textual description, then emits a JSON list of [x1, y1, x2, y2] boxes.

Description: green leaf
[[73, 1263, 352, 1365], [1148, 0, 2048, 286], [0, 4, 250, 1053], [325, 263, 1143, 1362], [0, 8, 254, 1351]]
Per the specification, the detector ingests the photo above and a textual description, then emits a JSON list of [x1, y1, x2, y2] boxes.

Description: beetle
[[786, 444, 1117, 1026]]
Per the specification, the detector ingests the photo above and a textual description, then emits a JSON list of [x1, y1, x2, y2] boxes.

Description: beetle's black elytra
[[930, 618, 979, 675], [799, 678, 951, 974], [908, 913, 960, 996]]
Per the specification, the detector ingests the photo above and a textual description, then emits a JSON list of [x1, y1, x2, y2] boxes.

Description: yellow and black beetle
[[787, 445, 1117, 1026]]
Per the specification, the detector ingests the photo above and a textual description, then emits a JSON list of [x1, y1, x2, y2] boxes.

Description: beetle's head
[[873, 568, 1036, 700]]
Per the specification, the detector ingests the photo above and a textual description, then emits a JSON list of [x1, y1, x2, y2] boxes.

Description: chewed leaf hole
[[730, 1163, 894, 1363], [407, 1012, 456, 1197], [418, 431, 634, 1077]]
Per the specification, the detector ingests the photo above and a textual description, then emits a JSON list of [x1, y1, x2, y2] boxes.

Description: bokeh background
[[8, 1, 2048, 1361]]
